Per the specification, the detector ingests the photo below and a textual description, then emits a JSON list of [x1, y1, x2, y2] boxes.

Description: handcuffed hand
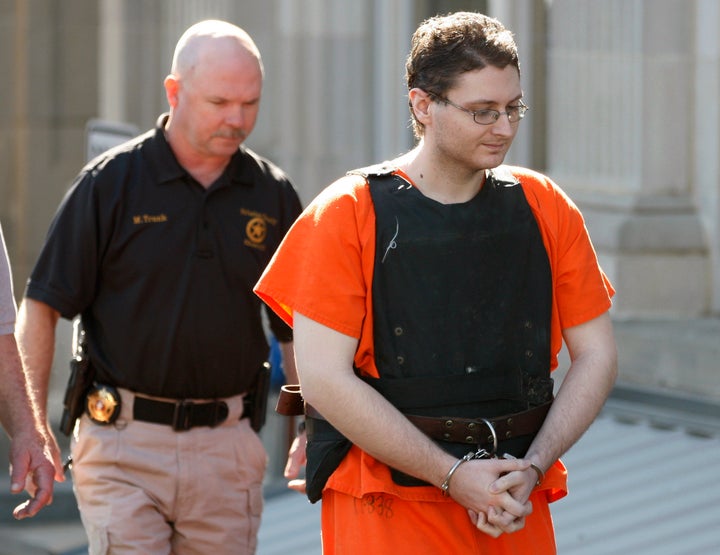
[[444, 455, 534, 537], [466, 458, 542, 537]]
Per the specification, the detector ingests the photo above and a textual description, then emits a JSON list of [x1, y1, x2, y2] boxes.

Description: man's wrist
[[529, 463, 544, 486], [440, 452, 476, 496]]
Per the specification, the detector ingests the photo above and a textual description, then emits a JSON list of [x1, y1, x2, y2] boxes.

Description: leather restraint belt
[[133, 396, 230, 431], [276, 385, 551, 446], [406, 402, 551, 446]]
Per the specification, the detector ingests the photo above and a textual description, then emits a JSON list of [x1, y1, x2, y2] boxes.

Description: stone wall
[[544, 0, 712, 319]]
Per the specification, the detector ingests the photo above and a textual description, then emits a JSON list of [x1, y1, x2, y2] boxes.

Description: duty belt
[[133, 396, 230, 431]]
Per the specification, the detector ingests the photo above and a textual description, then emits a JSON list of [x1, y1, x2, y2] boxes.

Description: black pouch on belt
[[60, 318, 94, 436], [243, 362, 272, 432]]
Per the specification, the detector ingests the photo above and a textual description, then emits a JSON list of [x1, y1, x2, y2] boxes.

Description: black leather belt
[[133, 396, 230, 431]]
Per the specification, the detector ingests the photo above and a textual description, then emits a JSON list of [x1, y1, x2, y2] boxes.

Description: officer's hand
[[284, 427, 307, 494]]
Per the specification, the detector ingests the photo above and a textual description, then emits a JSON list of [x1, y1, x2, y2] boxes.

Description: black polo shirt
[[26, 115, 302, 398]]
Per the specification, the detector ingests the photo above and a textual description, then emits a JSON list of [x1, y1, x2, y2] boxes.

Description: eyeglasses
[[428, 92, 529, 125]]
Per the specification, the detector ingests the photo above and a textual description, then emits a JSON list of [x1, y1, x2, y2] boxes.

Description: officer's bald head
[[170, 20, 264, 82]]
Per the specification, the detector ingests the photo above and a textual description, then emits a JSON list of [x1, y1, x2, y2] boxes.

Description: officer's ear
[[164, 74, 180, 108]]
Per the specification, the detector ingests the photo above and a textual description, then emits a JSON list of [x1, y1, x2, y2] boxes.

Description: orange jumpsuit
[[255, 165, 614, 554]]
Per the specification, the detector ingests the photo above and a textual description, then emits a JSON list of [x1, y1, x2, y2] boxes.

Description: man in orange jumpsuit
[[256, 11, 617, 554]]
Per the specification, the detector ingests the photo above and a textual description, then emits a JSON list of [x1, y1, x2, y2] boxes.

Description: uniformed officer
[[17, 20, 301, 554]]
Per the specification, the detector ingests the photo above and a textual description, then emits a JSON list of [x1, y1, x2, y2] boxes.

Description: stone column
[[695, 0, 720, 314], [274, 0, 415, 200], [370, 0, 416, 162], [489, 0, 547, 169], [546, 0, 709, 318], [1, 0, 101, 290]]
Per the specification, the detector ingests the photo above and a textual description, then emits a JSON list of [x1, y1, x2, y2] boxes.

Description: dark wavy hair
[[405, 12, 520, 138]]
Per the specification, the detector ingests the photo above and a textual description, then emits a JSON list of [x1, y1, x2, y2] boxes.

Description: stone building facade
[[1, 0, 718, 410]]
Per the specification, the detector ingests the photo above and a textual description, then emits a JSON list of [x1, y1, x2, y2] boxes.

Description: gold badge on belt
[[85, 384, 121, 425]]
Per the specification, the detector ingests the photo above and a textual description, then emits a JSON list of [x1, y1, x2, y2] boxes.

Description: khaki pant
[[71, 389, 267, 555]]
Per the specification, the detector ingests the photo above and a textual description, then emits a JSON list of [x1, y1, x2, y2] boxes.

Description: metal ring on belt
[[479, 417, 498, 456]]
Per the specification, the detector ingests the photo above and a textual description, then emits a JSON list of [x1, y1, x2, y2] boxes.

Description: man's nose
[[491, 113, 515, 135], [225, 105, 246, 127]]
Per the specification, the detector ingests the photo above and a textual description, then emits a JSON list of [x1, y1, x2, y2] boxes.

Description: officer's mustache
[[213, 128, 246, 140]]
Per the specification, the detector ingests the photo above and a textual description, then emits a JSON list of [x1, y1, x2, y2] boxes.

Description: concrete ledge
[[608, 381, 720, 437], [614, 318, 720, 399]]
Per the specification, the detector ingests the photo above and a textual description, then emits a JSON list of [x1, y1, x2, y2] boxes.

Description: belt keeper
[[440, 452, 474, 496], [530, 463, 544, 486]]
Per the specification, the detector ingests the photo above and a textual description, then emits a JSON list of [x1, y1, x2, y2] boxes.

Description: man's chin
[[212, 138, 244, 154], [477, 153, 507, 171]]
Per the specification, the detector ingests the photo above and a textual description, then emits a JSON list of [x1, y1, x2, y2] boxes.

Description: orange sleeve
[[255, 175, 376, 340]]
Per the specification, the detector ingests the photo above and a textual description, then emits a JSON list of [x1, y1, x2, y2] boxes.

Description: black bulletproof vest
[[366, 166, 554, 486], [368, 166, 553, 417], [303, 166, 554, 499]]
